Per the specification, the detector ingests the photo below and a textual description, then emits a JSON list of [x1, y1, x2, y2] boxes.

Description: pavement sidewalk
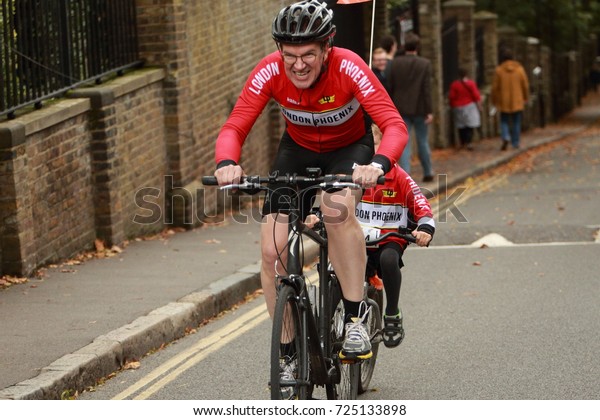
[[1, 92, 599, 400]]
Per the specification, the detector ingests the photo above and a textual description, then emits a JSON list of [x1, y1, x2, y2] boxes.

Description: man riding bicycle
[[213, 1, 407, 365]]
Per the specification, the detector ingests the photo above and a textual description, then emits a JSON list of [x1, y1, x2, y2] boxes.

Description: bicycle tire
[[328, 275, 360, 400], [270, 285, 309, 400], [358, 289, 382, 394]]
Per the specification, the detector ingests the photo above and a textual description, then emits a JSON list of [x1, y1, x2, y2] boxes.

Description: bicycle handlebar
[[365, 229, 417, 246], [201, 173, 387, 190]]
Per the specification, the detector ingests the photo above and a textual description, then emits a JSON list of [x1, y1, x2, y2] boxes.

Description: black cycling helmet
[[272, 0, 336, 45]]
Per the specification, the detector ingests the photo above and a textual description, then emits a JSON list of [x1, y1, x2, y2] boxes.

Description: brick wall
[[0, 100, 95, 275], [2, 0, 594, 277], [0, 69, 167, 276], [136, 0, 283, 225]]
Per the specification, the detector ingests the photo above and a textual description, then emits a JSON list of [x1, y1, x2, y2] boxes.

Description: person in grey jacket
[[386, 32, 435, 182]]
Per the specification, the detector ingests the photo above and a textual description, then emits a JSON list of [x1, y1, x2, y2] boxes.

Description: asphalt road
[[78, 131, 600, 401]]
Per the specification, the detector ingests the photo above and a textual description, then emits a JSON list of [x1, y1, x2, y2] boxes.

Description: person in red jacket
[[213, 0, 408, 374], [357, 125, 435, 347], [448, 68, 482, 150]]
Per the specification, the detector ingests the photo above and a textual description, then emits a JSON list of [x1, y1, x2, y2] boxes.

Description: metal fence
[[441, 16, 458, 94], [1, 0, 142, 119]]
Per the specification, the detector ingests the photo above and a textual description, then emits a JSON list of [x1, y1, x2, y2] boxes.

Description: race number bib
[[362, 226, 381, 248]]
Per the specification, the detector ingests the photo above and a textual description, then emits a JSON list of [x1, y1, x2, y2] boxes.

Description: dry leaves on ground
[[0, 275, 28, 289]]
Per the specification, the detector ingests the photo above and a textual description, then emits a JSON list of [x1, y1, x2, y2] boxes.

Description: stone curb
[[0, 245, 320, 400]]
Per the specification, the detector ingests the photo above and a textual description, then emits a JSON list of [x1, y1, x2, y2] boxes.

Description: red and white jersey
[[215, 47, 407, 166], [356, 164, 435, 247]]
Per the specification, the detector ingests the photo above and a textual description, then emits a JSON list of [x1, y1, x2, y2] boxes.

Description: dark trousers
[[458, 127, 474, 146]]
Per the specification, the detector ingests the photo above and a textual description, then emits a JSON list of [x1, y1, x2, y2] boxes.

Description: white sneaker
[[339, 302, 373, 359]]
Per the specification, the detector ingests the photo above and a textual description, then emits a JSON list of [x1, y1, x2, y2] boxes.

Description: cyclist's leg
[[378, 243, 404, 315], [321, 187, 365, 304], [260, 213, 289, 317], [320, 135, 374, 359], [320, 133, 373, 310], [260, 132, 318, 317], [377, 242, 406, 348]]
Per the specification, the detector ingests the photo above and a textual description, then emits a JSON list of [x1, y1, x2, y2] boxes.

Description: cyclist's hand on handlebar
[[411, 230, 432, 247], [214, 164, 244, 186], [352, 164, 384, 188], [303, 213, 320, 229]]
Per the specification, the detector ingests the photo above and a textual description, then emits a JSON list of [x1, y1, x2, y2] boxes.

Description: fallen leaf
[[95, 239, 105, 252], [123, 360, 141, 370], [472, 261, 482, 266]]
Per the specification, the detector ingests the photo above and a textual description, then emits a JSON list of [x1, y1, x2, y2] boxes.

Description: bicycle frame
[[202, 171, 369, 397], [281, 195, 337, 387]]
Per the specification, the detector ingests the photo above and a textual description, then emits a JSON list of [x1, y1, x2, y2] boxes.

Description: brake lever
[[219, 181, 263, 191]]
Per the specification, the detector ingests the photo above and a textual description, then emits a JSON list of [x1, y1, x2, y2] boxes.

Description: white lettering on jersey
[[339, 59, 376, 98], [279, 98, 360, 127], [248, 62, 280, 95], [355, 201, 409, 229]]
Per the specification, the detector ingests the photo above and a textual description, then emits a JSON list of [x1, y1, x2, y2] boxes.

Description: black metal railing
[[1, 0, 143, 119]]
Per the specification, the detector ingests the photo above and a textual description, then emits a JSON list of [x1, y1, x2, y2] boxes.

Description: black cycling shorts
[[261, 130, 374, 218]]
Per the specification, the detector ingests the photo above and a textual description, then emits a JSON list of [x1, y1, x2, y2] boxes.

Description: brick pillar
[[0, 124, 35, 275], [474, 11, 498, 138], [474, 11, 498, 87], [418, 0, 446, 148], [135, 0, 195, 227], [69, 89, 125, 246], [443, 0, 476, 79]]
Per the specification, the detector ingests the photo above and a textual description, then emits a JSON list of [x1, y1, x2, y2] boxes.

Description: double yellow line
[[113, 303, 269, 400], [113, 272, 321, 400]]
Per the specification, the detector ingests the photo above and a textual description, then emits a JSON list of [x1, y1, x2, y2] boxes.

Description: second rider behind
[[213, 1, 408, 367]]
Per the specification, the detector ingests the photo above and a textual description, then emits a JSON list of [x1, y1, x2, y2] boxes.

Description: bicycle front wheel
[[329, 277, 359, 400], [270, 285, 309, 400]]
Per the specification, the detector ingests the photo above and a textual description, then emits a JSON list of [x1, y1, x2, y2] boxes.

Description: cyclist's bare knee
[[321, 188, 360, 226]]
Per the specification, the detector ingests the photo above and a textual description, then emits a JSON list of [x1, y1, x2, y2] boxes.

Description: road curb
[[0, 262, 263, 399], [0, 245, 321, 400]]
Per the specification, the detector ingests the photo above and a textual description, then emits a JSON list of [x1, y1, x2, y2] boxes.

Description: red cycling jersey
[[357, 164, 435, 247], [215, 47, 407, 169]]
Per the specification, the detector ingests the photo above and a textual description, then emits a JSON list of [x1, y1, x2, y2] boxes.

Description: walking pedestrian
[[491, 48, 530, 150], [387, 32, 435, 182], [448, 68, 482, 150]]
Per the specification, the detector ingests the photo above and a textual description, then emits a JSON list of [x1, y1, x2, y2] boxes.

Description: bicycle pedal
[[338, 350, 372, 362]]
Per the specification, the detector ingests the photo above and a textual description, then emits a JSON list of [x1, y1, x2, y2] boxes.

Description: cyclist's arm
[[395, 169, 435, 247], [338, 48, 407, 173], [215, 56, 275, 169]]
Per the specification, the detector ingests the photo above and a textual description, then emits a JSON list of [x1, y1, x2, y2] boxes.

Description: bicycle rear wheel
[[358, 289, 382, 394], [270, 285, 309, 400]]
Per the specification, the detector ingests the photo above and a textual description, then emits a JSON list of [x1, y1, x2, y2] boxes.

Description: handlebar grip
[[377, 175, 387, 185], [201, 176, 218, 186]]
